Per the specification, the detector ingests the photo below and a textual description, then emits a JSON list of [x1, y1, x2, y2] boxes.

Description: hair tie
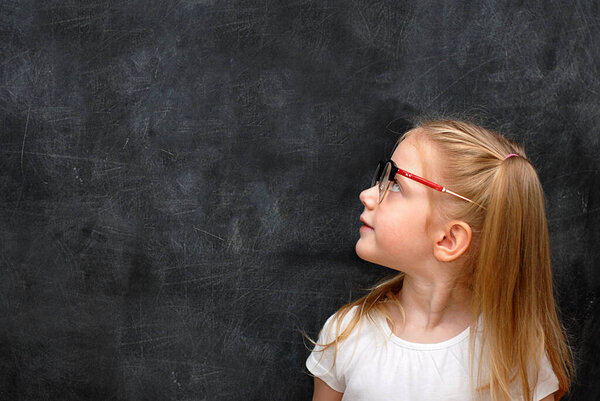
[[504, 153, 519, 160]]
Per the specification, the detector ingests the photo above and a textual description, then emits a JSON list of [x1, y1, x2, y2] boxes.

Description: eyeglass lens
[[379, 162, 392, 203], [371, 162, 382, 188], [371, 161, 393, 204]]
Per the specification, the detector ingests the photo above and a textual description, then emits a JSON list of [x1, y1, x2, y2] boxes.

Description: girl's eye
[[389, 181, 402, 193]]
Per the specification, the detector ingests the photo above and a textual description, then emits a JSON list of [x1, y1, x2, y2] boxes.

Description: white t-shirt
[[306, 306, 559, 401]]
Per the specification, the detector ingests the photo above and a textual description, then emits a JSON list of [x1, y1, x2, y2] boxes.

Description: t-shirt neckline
[[378, 314, 471, 350]]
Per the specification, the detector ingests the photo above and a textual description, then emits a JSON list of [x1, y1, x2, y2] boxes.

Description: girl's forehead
[[391, 134, 441, 185], [391, 135, 428, 173]]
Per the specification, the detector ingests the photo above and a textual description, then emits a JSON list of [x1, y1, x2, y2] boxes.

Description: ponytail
[[473, 154, 572, 400]]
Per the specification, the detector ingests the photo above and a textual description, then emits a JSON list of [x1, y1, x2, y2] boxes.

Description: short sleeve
[[532, 351, 559, 401], [305, 309, 355, 393]]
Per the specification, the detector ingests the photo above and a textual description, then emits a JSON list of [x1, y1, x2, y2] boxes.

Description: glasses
[[372, 160, 485, 209]]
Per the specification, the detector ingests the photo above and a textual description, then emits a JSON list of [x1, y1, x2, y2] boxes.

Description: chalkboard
[[1, 1, 599, 400]]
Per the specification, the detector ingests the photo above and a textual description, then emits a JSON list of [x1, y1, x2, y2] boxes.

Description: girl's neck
[[397, 274, 472, 331]]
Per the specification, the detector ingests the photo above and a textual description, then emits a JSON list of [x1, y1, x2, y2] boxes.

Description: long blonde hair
[[311, 119, 573, 400]]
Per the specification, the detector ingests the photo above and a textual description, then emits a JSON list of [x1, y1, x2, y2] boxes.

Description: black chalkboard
[[1, 1, 599, 400]]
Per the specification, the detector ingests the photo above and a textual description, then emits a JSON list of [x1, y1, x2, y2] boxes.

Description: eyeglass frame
[[372, 159, 486, 209]]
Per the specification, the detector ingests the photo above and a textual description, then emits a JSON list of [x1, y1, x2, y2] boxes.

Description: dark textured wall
[[1, 1, 599, 400]]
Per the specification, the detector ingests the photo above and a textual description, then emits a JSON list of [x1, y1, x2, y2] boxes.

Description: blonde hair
[[310, 119, 573, 400]]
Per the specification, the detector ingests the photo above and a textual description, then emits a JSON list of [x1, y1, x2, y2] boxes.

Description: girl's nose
[[359, 185, 378, 209]]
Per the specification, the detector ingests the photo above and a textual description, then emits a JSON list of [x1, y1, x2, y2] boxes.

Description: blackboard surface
[[1, 1, 599, 400]]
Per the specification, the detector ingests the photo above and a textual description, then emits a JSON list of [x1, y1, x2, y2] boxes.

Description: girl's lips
[[360, 218, 373, 229]]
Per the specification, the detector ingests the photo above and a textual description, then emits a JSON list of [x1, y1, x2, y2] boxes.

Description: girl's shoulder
[[319, 304, 387, 344], [319, 305, 359, 338]]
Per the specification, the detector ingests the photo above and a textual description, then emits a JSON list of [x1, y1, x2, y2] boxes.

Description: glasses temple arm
[[443, 188, 487, 210]]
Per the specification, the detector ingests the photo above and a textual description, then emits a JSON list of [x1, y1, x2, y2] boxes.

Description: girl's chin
[[355, 244, 401, 272], [354, 242, 377, 263], [354, 242, 365, 258]]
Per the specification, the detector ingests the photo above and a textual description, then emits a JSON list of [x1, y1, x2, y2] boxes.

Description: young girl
[[306, 119, 573, 401]]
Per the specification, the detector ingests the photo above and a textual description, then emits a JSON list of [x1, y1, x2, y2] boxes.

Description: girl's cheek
[[378, 222, 405, 249]]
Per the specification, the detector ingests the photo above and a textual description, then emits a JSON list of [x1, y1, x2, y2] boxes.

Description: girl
[[306, 119, 573, 401]]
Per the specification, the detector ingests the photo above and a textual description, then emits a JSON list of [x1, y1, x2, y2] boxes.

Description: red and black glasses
[[372, 160, 485, 209]]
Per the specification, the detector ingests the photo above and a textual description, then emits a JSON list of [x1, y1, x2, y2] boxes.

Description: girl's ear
[[433, 221, 472, 262]]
